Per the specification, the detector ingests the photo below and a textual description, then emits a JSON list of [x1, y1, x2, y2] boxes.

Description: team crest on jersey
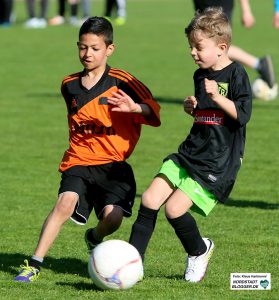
[[99, 97, 109, 104], [217, 82, 228, 96], [71, 98, 78, 114]]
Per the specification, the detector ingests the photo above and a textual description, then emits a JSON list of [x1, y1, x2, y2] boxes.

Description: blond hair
[[185, 7, 232, 46]]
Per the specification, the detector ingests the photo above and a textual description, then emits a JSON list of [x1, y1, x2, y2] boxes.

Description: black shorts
[[58, 162, 136, 225], [193, 0, 233, 22]]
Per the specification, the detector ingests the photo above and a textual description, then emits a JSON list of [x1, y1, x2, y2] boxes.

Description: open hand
[[108, 89, 140, 113]]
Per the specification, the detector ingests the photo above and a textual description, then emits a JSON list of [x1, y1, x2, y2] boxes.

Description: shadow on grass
[[3, 253, 109, 291], [56, 281, 103, 291], [226, 198, 279, 210], [164, 274, 184, 280], [155, 96, 183, 105], [1, 253, 88, 278], [26, 92, 61, 99]]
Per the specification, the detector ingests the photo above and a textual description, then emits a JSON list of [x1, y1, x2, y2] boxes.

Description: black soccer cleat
[[84, 228, 102, 253], [257, 55, 276, 88]]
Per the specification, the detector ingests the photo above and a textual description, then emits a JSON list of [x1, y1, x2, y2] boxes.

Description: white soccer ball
[[252, 78, 278, 101], [88, 240, 143, 290]]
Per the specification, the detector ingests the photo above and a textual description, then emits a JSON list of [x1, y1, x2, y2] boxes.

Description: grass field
[[0, 0, 278, 299]]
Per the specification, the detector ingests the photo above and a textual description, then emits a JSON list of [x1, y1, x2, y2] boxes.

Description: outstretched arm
[[239, 0, 255, 28], [107, 89, 151, 115]]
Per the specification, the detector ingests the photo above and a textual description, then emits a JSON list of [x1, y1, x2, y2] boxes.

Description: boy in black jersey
[[192, 0, 276, 89], [129, 7, 252, 283]]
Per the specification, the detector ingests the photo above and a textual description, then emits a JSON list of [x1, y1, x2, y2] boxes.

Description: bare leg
[[228, 44, 258, 69], [141, 175, 174, 209], [34, 192, 78, 258], [93, 205, 124, 241], [165, 188, 193, 219]]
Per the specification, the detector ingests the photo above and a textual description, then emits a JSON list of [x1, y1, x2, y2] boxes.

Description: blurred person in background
[[24, 0, 48, 28], [192, 0, 276, 88], [104, 0, 126, 26], [48, 0, 91, 26], [273, 0, 279, 28], [81, 0, 91, 22], [0, 0, 13, 27]]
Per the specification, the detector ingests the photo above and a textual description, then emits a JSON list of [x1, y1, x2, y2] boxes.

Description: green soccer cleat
[[115, 17, 126, 26], [14, 260, 40, 283]]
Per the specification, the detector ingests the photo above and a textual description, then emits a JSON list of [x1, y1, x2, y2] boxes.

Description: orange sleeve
[[138, 98, 161, 127]]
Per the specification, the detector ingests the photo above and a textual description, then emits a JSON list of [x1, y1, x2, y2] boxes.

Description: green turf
[[0, 0, 278, 299]]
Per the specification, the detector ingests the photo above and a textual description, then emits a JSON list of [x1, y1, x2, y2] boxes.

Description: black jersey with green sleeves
[[167, 62, 252, 203]]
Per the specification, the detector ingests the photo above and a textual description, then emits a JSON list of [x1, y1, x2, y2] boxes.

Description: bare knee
[[164, 192, 193, 219], [141, 176, 173, 209], [141, 190, 162, 210], [102, 205, 123, 231], [52, 192, 78, 220], [165, 202, 180, 219]]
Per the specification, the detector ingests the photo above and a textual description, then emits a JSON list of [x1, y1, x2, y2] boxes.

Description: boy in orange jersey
[[14, 16, 160, 282]]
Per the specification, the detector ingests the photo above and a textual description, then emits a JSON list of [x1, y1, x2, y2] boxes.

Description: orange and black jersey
[[59, 65, 160, 172]]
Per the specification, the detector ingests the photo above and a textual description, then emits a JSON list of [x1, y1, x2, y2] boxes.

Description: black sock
[[90, 228, 103, 243], [129, 204, 159, 261], [29, 257, 43, 270], [167, 212, 206, 256]]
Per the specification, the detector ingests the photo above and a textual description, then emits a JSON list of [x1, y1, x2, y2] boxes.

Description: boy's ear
[[218, 42, 228, 52], [106, 43, 115, 57]]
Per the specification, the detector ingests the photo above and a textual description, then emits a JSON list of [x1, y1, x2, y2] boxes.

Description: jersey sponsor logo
[[218, 82, 228, 96], [71, 123, 116, 135], [194, 110, 224, 125]]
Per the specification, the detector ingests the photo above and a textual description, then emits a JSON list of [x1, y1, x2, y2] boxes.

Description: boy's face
[[189, 31, 227, 70], [77, 33, 114, 71]]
